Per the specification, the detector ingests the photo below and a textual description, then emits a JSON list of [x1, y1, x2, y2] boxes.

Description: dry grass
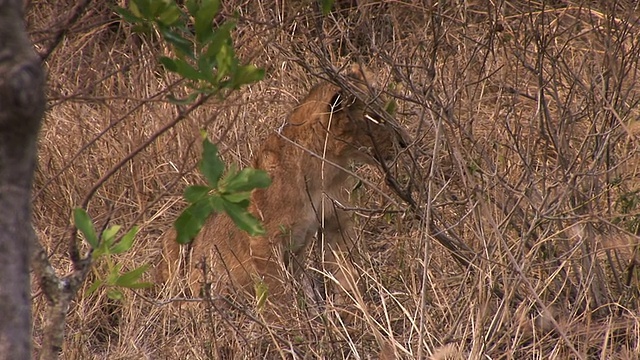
[[28, 0, 640, 359]]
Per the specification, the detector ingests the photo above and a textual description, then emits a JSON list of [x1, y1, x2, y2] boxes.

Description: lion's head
[[290, 65, 408, 167]]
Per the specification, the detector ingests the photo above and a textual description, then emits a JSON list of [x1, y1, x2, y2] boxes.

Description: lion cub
[[161, 65, 407, 308]]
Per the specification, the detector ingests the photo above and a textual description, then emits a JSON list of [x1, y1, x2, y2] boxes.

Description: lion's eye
[[364, 113, 384, 125]]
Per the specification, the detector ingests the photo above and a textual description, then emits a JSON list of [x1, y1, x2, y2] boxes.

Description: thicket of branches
[[28, 1, 640, 359]]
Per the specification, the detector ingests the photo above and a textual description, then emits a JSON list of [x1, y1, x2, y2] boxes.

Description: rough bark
[[31, 238, 92, 359], [0, 1, 45, 359]]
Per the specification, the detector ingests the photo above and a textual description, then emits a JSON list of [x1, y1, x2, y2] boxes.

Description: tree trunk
[[0, 1, 45, 359]]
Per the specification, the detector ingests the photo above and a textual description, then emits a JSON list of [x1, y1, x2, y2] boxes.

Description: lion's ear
[[347, 64, 377, 89]]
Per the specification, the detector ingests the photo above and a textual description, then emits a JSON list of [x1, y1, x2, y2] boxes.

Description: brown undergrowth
[[29, 1, 640, 359]]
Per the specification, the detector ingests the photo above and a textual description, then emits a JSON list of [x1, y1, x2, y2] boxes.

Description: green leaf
[[221, 168, 271, 193], [205, 22, 236, 79], [130, 0, 151, 18], [116, 7, 143, 23], [254, 278, 268, 310], [200, 139, 225, 187], [215, 42, 235, 82], [197, 54, 216, 83], [131, 23, 154, 35], [159, 56, 178, 72], [184, 185, 211, 202], [185, 0, 199, 16], [385, 98, 397, 116], [110, 226, 139, 254], [320, 0, 335, 15], [101, 225, 122, 244], [195, 0, 220, 43], [174, 58, 203, 80], [114, 264, 150, 287], [86, 279, 103, 296], [221, 191, 251, 204], [205, 21, 236, 56], [159, 25, 193, 57], [174, 196, 221, 244], [230, 64, 265, 89], [107, 263, 123, 284], [74, 208, 99, 249], [92, 241, 108, 259], [221, 199, 265, 236], [225, 162, 238, 178], [157, 3, 182, 26], [149, 0, 172, 17], [107, 289, 124, 301]]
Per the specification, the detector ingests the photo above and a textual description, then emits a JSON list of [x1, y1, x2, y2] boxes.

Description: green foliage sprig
[[118, 0, 264, 101], [109, 1, 270, 289], [175, 137, 271, 244], [116, 1, 271, 243], [74, 208, 151, 300]]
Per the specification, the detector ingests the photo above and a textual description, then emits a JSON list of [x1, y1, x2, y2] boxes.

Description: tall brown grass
[[28, 0, 640, 359]]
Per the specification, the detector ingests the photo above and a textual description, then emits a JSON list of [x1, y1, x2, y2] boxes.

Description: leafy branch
[[175, 137, 271, 244], [118, 0, 264, 101], [74, 208, 151, 301]]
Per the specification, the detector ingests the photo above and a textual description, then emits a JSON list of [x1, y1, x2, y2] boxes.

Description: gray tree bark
[[0, 1, 45, 359]]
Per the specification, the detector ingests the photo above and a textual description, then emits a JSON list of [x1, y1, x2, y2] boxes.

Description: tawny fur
[[429, 344, 464, 360], [159, 65, 406, 305]]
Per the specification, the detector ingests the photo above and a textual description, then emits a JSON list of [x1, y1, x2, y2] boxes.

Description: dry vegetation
[[27, 0, 640, 359]]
